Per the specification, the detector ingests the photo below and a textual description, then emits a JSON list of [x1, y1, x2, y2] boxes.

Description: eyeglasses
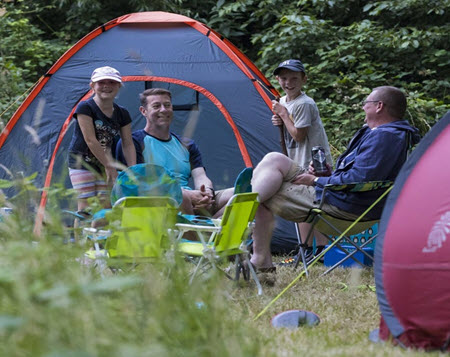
[[362, 100, 381, 106]]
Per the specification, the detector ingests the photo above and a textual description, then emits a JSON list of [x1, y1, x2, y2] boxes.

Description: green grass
[[0, 212, 445, 357]]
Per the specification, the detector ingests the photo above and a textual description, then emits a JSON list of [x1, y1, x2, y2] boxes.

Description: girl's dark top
[[68, 98, 131, 172]]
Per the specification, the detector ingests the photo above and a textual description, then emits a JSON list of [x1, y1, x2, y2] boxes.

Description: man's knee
[[257, 152, 292, 174], [262, 152, 286, 164]]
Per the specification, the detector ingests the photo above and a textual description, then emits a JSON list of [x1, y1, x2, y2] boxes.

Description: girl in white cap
[[67, 66, 136, 214]]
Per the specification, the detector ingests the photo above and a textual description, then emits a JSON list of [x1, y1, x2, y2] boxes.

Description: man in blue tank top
[[116, 88, 232, 215]]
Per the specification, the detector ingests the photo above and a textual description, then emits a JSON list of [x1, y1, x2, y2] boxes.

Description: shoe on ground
[[245, 261, 276, 286]]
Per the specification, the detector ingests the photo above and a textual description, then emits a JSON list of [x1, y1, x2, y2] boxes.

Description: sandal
[[245, 261, 276, 286]]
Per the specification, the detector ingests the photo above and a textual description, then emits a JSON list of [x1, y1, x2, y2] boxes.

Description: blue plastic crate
[[324, 245, 374, 268]]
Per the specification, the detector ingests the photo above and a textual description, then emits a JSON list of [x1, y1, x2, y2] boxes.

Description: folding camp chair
[[84, 196, 178, 271], [65, 163, 182, 243], [294, 181, 393, 276], [233, 167, 252, 194], [175, 192, 263, 295]]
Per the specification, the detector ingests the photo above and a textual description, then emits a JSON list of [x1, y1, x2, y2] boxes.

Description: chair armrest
[[318, 180, 393, 209], [175, 223, 221, 232], [83, 227, 112, 241], [63, 209, 92, 221], [323, 180, 393, 193]]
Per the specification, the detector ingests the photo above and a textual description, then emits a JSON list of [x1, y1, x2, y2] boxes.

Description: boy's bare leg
[[250, 203, 276, 268], [298, 223, 329, 247]]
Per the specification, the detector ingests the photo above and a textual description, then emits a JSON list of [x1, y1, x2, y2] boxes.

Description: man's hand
[[290, 173, 316, 186], [186, 185, 214, 210], [308, 161, 332, 177]]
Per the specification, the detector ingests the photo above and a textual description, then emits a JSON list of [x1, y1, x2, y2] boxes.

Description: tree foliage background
[[1, 0, 449, 151]]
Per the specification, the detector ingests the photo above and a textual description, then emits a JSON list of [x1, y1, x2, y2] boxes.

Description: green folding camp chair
[[294, 181, 394, 276], [176, 192, 263, 295], [84, 196, 178, 271]]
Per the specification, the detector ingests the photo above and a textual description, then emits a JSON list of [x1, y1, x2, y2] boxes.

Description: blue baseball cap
[[273, 59, 305, 75]]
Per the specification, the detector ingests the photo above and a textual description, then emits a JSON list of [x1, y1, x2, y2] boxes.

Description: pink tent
[[374, 111, 450, 351]]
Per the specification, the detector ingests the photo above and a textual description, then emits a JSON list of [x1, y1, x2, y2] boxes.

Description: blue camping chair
[[294, 181, 394, 276]]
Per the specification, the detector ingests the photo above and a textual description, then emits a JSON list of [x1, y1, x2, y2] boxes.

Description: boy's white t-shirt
[[280, 92, 333, 169]]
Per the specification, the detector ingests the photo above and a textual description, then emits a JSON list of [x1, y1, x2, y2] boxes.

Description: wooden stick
[[278, 124, 288, 156]]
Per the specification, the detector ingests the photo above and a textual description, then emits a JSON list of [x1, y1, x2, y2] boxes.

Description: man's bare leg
[[251, 152, 293, 202], [212, 187, 234, 218], [250, 152, 293, 269], [298, 223, 329, 247], [250, 203, 276, 268]]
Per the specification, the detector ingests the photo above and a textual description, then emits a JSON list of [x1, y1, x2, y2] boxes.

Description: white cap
[[91, 66, 122, 83]]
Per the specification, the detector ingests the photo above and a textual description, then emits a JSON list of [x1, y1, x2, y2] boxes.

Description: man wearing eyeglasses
[[249, 86, 421, 272]]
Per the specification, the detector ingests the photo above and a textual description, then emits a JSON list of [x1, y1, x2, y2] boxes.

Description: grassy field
[[0, 211, 445, 357]]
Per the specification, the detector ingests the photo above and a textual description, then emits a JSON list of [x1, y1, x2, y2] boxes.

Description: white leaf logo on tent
[[423, 211, 450, 253]]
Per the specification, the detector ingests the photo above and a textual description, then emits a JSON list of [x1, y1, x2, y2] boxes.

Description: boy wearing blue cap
[[271, 59, 332, 169], [271, 59, 332, 262]]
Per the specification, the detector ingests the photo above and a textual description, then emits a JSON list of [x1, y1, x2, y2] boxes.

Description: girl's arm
[[77, 114, 117, 185], [119, 123, 137, 167]]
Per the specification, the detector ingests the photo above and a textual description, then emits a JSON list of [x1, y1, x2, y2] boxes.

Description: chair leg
[[324, 231, 371, 270], [296, 244, 310, 273], [189, 256, 205, 284], [318, 215, 374, 261], [234, 254, 251, 282], [234, 255, 244, 281], [321, 234, 377, 276], [244, 255, 263, 296], [294, 221, 316, 275], [321, 247, 364, 275]]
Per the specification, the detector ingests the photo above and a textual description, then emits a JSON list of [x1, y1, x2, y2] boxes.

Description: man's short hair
[[139, 88, 172, 107], [373, 86, 407, 119]]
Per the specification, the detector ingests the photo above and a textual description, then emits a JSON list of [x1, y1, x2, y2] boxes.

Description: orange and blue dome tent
[[0, 12, 298, 239]]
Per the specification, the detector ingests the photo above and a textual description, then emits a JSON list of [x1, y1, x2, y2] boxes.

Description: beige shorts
[[264, 161, 361, 222]]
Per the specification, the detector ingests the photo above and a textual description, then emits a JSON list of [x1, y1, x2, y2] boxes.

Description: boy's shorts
[[264, 161, 361, 222], [69, 168, 108, 199]]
